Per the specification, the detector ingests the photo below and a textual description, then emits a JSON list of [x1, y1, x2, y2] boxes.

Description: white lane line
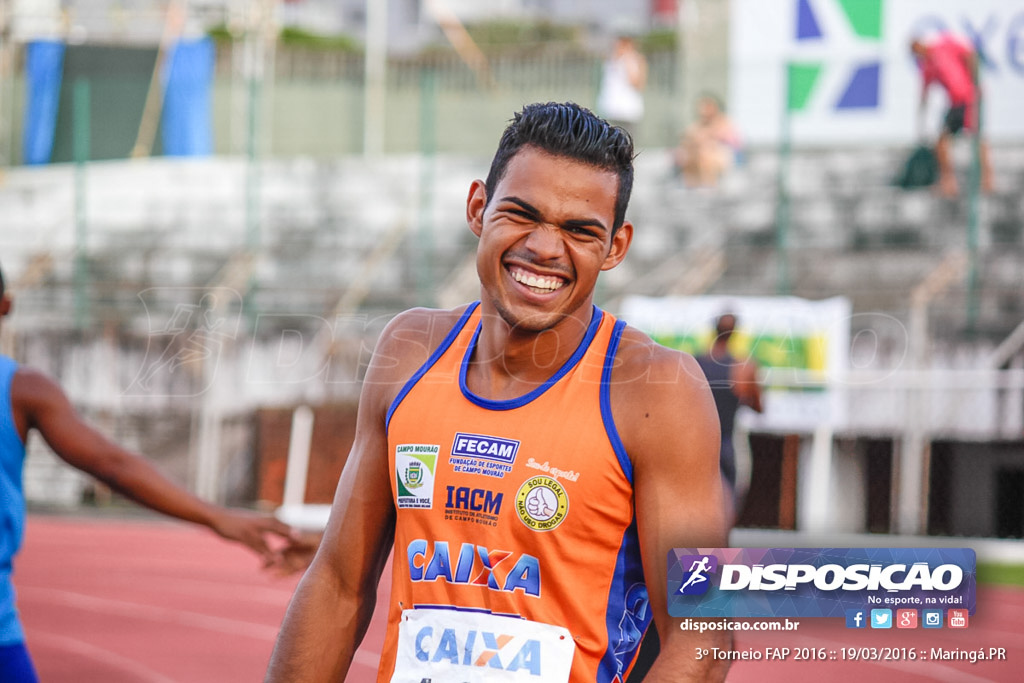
[[28, 629, 178, 683], [353, 648, 381, 669], [23, 586, 384, 669], [20, 587, 280, 641], [18, 576, 298, 606]]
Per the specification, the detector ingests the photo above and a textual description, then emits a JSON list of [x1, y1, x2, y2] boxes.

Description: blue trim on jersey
[[598, 516, 649, 682], [600, 320, 632, 483], [0, 355, 27, 647], [0, 642, 38, 683], [411, 604, 523, 619], [596, 321, 650, 681], [386, 303, 480, 431], [459, 305, 603, 410]]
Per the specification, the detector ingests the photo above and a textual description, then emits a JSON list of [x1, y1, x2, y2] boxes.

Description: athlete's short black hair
[[484, 102, 635, 234], [0, 262, 5, 299]]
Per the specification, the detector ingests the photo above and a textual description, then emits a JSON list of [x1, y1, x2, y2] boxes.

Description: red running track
[[17, 515, 387, 683], [16, 515, 1023, 682]]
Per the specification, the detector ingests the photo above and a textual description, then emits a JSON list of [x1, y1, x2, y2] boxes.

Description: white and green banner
[[620, 294, 852, 431], [730, 0, 1024, 144]]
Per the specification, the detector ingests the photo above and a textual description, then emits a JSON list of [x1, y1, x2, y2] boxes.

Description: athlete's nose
[[523, 222, 565, 262]]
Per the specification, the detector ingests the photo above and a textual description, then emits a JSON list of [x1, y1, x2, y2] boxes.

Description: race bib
[[391, 608, 575, 682]]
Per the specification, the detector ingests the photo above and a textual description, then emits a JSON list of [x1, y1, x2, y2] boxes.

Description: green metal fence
[[216, 47, 686, 159], [4, 44, 694, 165]]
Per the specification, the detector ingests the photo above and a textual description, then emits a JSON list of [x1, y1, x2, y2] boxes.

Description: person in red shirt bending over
[[911, 33, 994, 197]]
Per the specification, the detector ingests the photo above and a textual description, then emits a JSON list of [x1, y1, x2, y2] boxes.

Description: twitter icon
[[870, 609, 892, 629]]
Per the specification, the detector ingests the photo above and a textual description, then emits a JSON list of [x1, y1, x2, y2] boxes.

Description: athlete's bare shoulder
[[10, 365, 68, 417], [609, 323, 709, 396], [362, 304, 474, 403], [608, 323, 718, 457]]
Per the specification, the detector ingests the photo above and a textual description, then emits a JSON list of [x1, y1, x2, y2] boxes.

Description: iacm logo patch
[[445, 485, 503, 527]]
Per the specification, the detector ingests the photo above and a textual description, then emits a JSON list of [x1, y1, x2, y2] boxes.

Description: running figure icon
[[678, 556, 712, 594]]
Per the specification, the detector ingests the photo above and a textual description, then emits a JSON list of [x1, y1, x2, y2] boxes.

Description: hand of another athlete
[[208, 508, 296, 562], [263, 531, 324, 577]]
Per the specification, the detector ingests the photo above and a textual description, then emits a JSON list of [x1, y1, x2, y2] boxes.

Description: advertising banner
[[730, 0, 1024, 144], [619, 294, 852, 431]]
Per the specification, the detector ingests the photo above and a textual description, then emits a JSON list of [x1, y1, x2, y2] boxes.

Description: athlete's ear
[[601, 220, 633, 271], [466, 179, 487, 238], [0, 294, 11, 318]]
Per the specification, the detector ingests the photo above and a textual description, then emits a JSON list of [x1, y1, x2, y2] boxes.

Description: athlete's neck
[[466, 305, 596, 400]]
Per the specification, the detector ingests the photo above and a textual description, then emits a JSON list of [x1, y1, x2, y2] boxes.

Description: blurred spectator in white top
[[597, 34, 648, 140]]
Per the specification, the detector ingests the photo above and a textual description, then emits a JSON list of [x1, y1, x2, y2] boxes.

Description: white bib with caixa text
[[391, 608, 575, 682]]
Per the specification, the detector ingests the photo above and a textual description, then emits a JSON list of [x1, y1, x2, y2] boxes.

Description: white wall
[[730, 0, 1024, 145]]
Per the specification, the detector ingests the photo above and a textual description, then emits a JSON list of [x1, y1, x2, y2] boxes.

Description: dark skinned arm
[[12, 367, 293, 560], [264, 308, 442, 681], [614, 330, 732, 681]]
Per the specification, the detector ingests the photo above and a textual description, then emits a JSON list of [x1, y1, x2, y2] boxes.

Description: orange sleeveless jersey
[[379, 303, 650, 683]]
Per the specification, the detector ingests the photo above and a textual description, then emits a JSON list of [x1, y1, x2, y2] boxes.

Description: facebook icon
[[845, 609, 866, 629]]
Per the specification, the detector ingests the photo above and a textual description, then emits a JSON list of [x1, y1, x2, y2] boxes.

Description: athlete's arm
[[264, 375, 394, 681], [613, 329, 731, 681], [963, 47, 980, 88], [733, 360, 763, 413], [11, 368, 292, 558], [265, 308, 445, 681], [916, 60, 930, 135]]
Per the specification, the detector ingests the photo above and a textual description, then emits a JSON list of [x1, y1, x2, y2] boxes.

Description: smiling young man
[[265, 102, 730, 682]]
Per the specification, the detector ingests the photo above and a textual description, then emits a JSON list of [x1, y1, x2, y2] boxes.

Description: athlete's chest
[[390, 396, 615, 531], [387, 307, 634, 538]]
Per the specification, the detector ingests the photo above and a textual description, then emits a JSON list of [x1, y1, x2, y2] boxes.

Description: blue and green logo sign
[[789, 0, 884, 112]]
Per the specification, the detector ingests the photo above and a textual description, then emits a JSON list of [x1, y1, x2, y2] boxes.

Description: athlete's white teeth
[[510, 267, 564, 292]]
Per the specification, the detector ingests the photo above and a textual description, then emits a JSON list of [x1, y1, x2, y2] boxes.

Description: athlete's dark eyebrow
[[499, 196, 608, 235], [499, 196, 542, 218]]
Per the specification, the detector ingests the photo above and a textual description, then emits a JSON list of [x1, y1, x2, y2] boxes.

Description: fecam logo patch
[[449, 432, 520, 479]]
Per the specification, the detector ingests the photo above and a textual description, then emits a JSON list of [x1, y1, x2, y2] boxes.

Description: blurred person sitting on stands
[[911, 32, 994, 197], [0, 264, 302, 683], [672, 93, 743, 188], [596, 33, 648, 140]]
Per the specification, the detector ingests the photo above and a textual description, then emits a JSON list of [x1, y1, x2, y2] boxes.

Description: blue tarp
[[161, 37, 214, 156], [23, 41, 66, 165]]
